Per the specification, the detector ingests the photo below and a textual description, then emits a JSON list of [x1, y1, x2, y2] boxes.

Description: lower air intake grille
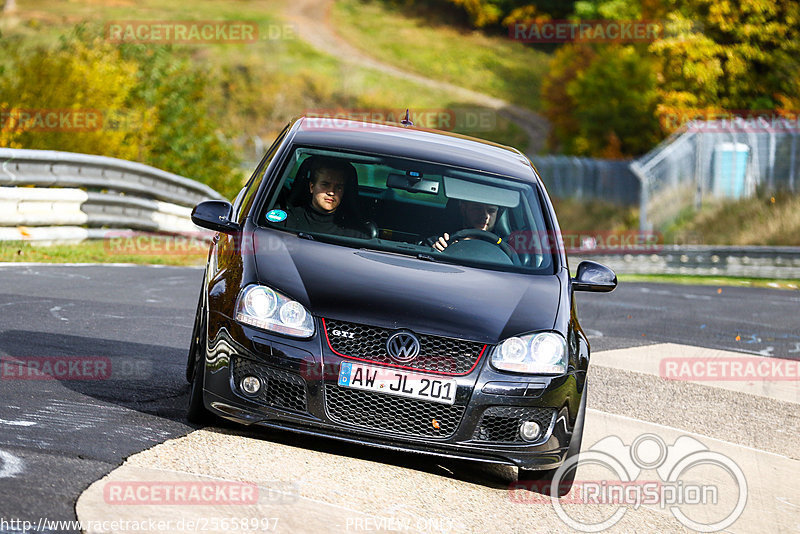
[[325, 384, 465, 439], [473, 406, 555, 443], [232, 358, 308, 413]]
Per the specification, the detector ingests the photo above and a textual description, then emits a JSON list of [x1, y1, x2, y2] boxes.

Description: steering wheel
[[446, 229, 519, 263]]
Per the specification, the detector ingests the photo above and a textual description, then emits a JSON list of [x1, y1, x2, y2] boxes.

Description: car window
[[234, 125, 289, 223], [258, 146, 555, 274]]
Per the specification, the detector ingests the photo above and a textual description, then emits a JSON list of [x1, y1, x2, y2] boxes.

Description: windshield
[[258, 146, 556, 273]]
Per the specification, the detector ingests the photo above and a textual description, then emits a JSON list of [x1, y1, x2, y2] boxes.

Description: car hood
[[252, 230, 562, 344]]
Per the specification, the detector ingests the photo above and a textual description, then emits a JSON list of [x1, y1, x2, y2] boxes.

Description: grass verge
[[618, 274, 800, 291], [0, 240, 207, 266], [664, 192, 800, 246]]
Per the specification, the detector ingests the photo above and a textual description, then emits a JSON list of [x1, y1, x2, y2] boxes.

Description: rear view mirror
[[387, 173, 439, 194], [572, 261, 617, 292], [191, 200, 240, 234]]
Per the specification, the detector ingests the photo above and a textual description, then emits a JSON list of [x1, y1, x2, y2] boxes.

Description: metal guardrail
[[0, 148, 225, 242], [572, 246, 800, 279]]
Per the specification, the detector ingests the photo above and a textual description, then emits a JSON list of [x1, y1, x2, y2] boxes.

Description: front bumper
[[201, 318, 584, 470]]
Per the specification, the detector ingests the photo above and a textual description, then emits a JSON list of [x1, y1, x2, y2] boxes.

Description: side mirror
[[572, 260, 617, 292], [191, 200, 240, 234]]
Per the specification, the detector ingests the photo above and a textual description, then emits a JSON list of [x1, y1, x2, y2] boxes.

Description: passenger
[[431, 200, 500, 251], [284, 158, 368, 238]]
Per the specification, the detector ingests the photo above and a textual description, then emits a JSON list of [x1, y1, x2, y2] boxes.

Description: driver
[[432, 200, 499, 252]]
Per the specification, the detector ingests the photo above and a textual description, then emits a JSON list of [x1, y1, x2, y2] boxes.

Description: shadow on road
[[0, 329, 519, 490]]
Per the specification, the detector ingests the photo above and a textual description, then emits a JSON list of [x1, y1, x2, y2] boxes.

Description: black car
[[187, 116, 617, 493]]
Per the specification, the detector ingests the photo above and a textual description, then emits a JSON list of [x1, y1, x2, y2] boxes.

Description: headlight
[[491, 332, 567, 374], [235, 285, 314, 338]]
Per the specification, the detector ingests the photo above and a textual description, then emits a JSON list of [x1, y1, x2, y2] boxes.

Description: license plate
[[337, 362, 457, 405]]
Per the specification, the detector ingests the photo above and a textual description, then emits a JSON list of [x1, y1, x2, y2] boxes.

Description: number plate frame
[[337, 362, 457, 405]]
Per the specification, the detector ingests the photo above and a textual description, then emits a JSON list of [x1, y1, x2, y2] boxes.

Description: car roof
[[291, 116, 539, 182]]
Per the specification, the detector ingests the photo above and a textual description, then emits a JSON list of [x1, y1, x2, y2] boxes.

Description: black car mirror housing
[[572, 260, 618, 292], [191, 200, 240, 234]]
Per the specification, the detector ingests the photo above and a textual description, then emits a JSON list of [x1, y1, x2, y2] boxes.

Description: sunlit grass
[[0, 240, 207, 266], [331, 0, 550, 112]]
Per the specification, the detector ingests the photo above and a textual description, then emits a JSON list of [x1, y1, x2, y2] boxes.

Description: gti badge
[[386, 331, 421, 363], [331, 329, 356, 339]]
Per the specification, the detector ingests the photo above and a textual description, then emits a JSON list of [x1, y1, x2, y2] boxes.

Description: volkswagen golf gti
[[186, 116, 617, 492]]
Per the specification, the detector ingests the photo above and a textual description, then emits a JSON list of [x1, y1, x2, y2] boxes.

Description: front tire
[[186, 287, 212, 424], [186, 281, 205, 383], [519, 384, 588, 497]]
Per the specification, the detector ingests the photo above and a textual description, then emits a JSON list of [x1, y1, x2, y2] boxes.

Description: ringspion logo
[[510, 433, 747, 532]]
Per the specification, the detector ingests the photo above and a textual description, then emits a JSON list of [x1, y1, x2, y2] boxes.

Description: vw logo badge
[[386, 331, 421, 363]]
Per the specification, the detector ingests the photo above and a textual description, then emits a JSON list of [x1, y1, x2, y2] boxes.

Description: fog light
[[519, 421, 541, 442], [241, 376, 261, 395]]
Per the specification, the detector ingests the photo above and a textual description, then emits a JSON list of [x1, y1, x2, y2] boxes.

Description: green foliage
[[573, 0, 641, 19], [118, 45, 241, 198], [0, 30, 241, 199], [541, 44, 596, 154], [0, 33, 144, 158], [541, 0, 800, 157], [381, 0, 577, 29], [567, 45, 661, 156], [651, 0, 800, 112]]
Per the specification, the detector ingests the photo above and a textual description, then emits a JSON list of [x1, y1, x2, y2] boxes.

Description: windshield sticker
[[266, 209, 287, 223]]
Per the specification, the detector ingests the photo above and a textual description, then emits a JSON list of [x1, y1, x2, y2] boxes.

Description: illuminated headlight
[[235, 285, 314, 338], [491, 332, 567, 374]]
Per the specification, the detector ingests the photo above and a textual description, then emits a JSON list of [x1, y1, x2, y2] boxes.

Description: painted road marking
[[0, 450, 25, 478]]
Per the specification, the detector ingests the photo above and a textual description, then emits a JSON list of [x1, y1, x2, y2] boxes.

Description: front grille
[[473, 406, 555, 443], [232, 358, 308, 413], [325, 384, 466, 439], [324, 319, 486, 375]]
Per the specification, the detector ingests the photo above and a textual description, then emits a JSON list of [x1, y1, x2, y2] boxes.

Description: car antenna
[[400, 109, 414, 127]]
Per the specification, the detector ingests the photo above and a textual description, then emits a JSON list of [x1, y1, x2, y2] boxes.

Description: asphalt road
[[0, 264, 797, 533]]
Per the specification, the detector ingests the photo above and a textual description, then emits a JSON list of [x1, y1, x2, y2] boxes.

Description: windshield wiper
[[416, 253, 438, 262], [297, 232, 315, 241]]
